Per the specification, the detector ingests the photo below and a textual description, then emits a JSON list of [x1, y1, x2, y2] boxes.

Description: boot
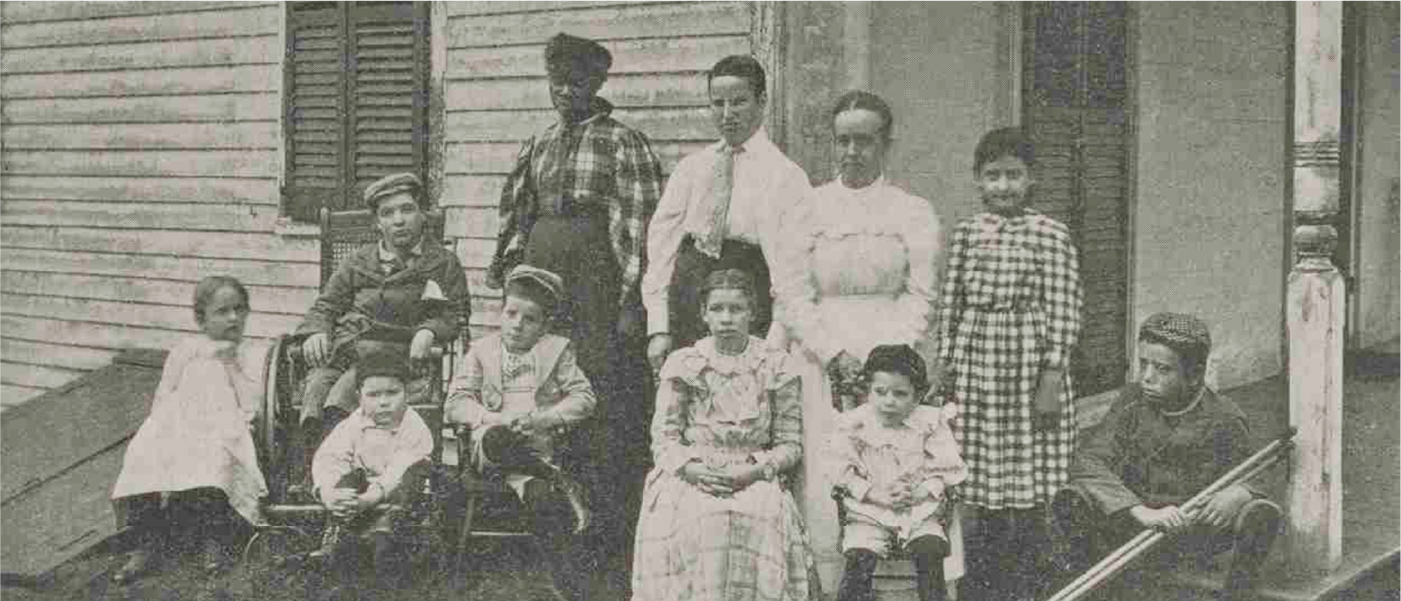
[[112, 527, 162, 584], [836, 549, 879, 601], [910, 535, 949, 601], [552, 472, 591, 535], [1221, 500, 1281, 601]]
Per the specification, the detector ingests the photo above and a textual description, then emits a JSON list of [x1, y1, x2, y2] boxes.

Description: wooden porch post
[[1286, 0, 1345, 574]]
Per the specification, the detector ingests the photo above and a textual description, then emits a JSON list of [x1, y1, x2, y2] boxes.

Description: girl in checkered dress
[[935, 127, 1082, 601]]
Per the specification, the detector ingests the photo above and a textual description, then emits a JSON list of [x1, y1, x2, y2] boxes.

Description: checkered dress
[[935, 209, 1082, 509]]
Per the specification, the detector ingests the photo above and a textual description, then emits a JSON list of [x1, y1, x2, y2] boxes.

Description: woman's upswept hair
[[701, 268, 756, 310], [830, 90, 895, 142]]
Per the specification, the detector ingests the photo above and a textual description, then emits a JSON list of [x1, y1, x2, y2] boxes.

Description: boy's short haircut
[[355, 349, 411, 388], [708, 55, 766, 100], [973, 126, 1035, 175], [862, 344, 931, 399]]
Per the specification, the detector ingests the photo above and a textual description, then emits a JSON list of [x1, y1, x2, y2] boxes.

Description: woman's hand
[[303, 332, 331, 367], [1032, 368, 1064, 432], [646, 334, 674, 375], [409, 329, 436, 362]]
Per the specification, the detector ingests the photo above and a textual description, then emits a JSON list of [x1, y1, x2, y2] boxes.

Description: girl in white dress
[[773, 91, 947, 593], [110, 276, 267, 583]]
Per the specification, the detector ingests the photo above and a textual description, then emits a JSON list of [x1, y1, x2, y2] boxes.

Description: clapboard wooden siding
[[443, 1, 753, 330], [0, 1, 307, 407], [0, 1, 756, 407]]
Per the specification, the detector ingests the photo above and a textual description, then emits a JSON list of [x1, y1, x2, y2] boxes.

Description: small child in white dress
[[830, 344, 966, 601]]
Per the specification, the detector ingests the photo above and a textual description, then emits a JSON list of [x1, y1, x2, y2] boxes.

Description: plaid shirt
[[491, 98, 664, 307]]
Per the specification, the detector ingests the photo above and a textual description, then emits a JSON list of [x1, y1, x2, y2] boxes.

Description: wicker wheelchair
[[242, 207, 471, 581]]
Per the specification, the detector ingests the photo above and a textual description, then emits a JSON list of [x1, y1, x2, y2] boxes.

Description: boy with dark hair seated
[[1053, 312, 1282, 601], [445, 264, 596, 601], [310, 350, 434, 594]]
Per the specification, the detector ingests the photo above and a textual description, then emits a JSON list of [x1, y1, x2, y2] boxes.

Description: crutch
[[1047, 427, 1296, 601]]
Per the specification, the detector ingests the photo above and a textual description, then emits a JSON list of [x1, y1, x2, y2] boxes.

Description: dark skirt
[[524, 208, 651, 547], [668, 235, 773, 350], [525, 209, 619, 378]]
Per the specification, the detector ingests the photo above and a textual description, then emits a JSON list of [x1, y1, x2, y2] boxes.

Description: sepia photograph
[[0, 2, 1396, 601]]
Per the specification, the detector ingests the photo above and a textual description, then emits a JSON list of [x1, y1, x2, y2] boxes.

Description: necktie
[[697, 144, 742, 258], [503, 351, 530, 384]]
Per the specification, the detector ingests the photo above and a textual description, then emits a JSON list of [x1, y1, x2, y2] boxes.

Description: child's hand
[[681, 461, 733, 497], [409, 329, 436, 362], [887, 481, 916, 510], [303, 332, 331, 367], [323, 488, 358, 517]]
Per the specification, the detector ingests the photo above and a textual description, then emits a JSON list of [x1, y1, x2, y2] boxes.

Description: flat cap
[[544, 32, 612, 78], [506, 264, 566, 311], [363, 172, 423, 211], [1139, 312, 1212, 362]]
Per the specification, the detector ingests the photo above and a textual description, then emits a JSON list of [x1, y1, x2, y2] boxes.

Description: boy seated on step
[[309, 350, 433, 593], [830, 344, 967, 601], [444, 264, 596, 601], [1052, 312, 1282, 601]]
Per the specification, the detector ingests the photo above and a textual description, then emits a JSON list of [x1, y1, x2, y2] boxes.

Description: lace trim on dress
[[661, 336, 795, 391]]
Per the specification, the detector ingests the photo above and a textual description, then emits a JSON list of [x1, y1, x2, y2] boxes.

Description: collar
[[558, 97, 614, 128], [694, 335, 761, 375], [350, 408, 403, 434], [714, 126, 774, 156], [379, 238, 424, 263], [837, 174, 886, 192], [1155, 386, 1206, 418]]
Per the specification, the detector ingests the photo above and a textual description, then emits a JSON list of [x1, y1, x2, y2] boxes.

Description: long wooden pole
[[1047, 429, 1296, 601]]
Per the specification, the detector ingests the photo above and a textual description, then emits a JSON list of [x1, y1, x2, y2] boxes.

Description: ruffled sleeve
[[751, 348, 803, 475], [920, 404, 967, 497], [827, 409, 874, 501], [770, 198, 842, 363], [893, 191, 943, 361], [650, 348, 707, 474]]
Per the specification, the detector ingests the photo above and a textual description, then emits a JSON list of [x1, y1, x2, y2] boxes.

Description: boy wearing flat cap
[[488, 31, 664, 573], [294, 172, 471, 494], [446, 264, 596, 601], [1052, 313, 1282, 601]]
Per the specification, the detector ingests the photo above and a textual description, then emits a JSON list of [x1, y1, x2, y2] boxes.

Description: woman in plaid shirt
[[487, 32, 665, 577], [935, 127, 1082, 601]]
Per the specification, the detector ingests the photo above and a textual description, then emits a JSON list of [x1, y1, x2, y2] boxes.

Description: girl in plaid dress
[[632, 269, 812, 601], [935, 127, 1082, 601]]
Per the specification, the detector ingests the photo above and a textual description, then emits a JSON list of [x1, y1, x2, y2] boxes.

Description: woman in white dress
[[772, 90, 947, 593]]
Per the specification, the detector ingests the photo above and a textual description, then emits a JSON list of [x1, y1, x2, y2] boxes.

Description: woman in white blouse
[[773, 90, 947, 594]]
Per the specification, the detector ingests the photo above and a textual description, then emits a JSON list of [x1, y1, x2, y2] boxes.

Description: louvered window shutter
[[1024, 2, 1131, 397], [285, 1, 429, 222]]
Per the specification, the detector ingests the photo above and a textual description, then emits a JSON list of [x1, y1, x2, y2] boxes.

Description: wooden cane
[[1053, 451, 1288, 601], [1048, 428, 1295, 601]]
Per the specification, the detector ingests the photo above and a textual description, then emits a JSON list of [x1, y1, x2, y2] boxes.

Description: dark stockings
[[837, 536, 948, 601]]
